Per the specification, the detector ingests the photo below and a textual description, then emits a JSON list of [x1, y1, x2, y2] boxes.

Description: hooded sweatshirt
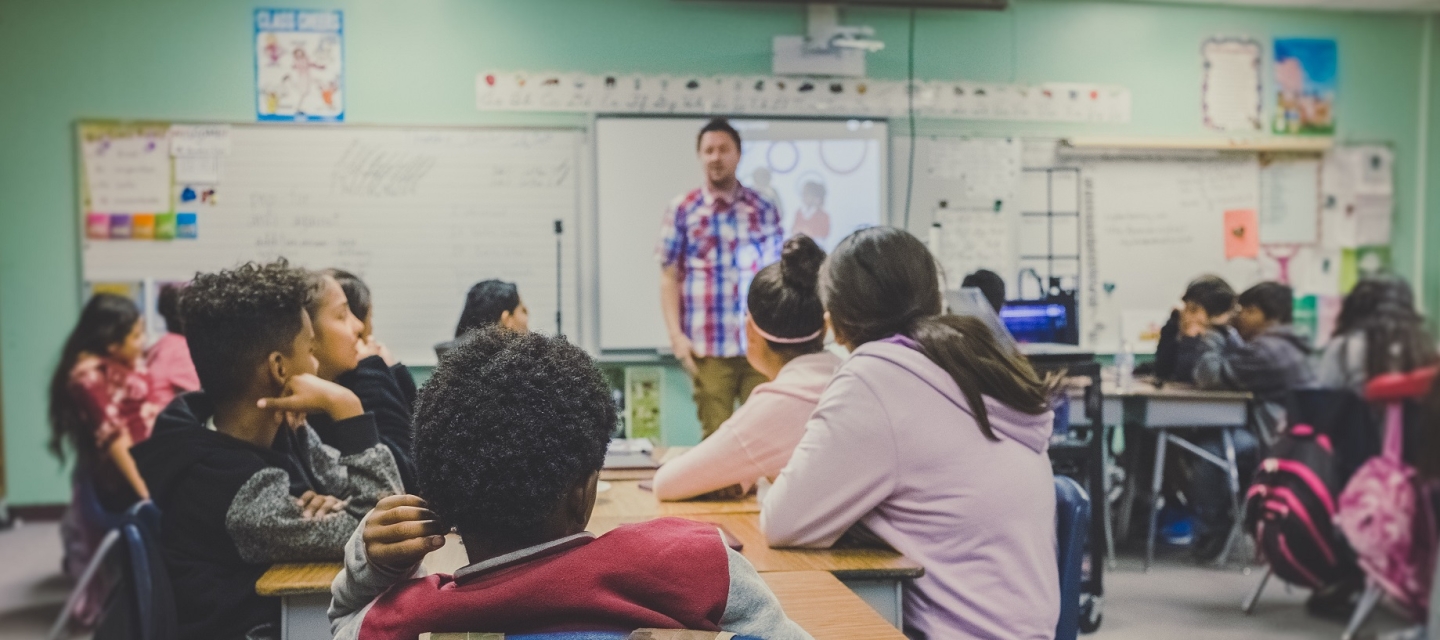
[[1194, 324, 1317, 442], [131, 392, 402, 639], [762, 336, 1059, 640], [652, 351, 840, 501]]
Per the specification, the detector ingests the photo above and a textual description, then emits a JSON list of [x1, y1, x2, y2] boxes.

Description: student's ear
[[265, 351, 289, 389], [499, 309, 514, 331], [824, 312, 849, 350], [568, 471, 600, 531]]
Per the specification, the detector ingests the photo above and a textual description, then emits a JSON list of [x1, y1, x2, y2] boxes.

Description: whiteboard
[[595, 117, 889, 352], [1077, 157, 1263, 351], [81, 124, 583, 365]]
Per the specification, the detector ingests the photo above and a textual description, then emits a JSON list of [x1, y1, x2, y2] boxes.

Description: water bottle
[[1117, 341, 1135, 393]]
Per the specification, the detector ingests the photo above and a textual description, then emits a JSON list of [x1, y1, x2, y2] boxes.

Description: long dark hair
[[821, 226, 1052, 440], [456, 280, 520, 337], [1333, 276, 1437, 378], [49, 294, 141, 461], [748, 235, 827, 359]]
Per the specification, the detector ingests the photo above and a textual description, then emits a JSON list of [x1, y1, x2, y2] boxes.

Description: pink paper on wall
[[1225, 208, 1260, 259]]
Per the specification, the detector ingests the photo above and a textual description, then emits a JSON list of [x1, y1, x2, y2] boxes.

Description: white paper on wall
[[1202, 38, 1263, 132]]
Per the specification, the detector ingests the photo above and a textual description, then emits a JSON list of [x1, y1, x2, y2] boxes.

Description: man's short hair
[[413, 327, 617, 541], [960, 269, 1006, 314], [1239, 281, 1294, 324], [181, 260, 312, 403], [1182, 275, 1237, 317], [696, 118, 741, 151]]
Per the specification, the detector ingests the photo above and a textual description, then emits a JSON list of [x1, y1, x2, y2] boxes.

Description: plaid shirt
[[657, 184, 782, 358]]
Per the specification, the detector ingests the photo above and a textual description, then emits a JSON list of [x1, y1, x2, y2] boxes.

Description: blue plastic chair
[[52, 500, 177, 640], [1054, 475, 1091, 640]]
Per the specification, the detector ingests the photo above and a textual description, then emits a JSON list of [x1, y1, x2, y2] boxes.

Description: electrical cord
[[903, 7, 917, 231]]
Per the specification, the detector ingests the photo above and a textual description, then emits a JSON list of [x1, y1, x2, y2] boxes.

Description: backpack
[[1336, 400, 1439, 619], [1245, 422, 1357, 588]]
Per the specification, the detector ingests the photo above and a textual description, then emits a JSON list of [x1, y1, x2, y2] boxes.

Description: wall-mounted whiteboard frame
[[76, 121, 590, 365]]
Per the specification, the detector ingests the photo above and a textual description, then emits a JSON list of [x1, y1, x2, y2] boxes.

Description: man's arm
[[660, 264, 698, 376]]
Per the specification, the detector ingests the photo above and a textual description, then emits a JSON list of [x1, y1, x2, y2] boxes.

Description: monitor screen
[[1001, 300, 1075, 345]]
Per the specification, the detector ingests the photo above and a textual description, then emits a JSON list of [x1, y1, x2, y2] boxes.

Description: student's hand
[[296, 490, 348, 519], [257, 373, 364, 422], [364, 495, 448, 573], [669, 333, 699, 377], [357, 336, 397, 367], [1180, 306, 1210, 338]]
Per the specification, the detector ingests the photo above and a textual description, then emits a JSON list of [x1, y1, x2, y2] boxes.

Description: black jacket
[[132, 392, 401, 639], [310, 356, 418, 491]]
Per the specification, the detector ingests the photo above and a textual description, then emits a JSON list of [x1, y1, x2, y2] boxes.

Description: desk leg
[[1216, 428, 1244, 567], [1146, 431, 1168, 571], [280, 593, 332, 640], [841, 578, 903, 630]]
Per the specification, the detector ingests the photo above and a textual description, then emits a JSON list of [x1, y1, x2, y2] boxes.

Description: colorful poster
[[81, 125, 171, 215], [255, 9, 344, 122], [1224, 208, 1260, 259], [1273, 38, 1337, 135]]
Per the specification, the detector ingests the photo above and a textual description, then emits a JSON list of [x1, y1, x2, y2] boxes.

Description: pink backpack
[[1335, 370, 1439, 620]]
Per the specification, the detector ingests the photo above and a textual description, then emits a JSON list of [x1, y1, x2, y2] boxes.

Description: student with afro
[[329, 327, 809, 639]]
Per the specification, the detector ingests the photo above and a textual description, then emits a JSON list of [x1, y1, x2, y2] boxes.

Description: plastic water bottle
[[1117, 341, 1135, 393]]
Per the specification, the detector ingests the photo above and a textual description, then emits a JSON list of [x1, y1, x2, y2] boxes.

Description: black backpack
[[1243, 389, 1374, 589]]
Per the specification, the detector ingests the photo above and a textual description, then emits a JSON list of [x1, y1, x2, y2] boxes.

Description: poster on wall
[[1272, 38, 1336, 135], [1201, 38, 1262, 132], [255, 9, 344, 122]]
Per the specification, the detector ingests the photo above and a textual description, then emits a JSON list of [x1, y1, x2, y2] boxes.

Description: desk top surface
[[594, 480, 760, 518], [1101, 379, 1252, 401]]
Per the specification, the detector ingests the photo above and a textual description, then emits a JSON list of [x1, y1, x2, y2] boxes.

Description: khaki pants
[[692, 356, 768, 438]]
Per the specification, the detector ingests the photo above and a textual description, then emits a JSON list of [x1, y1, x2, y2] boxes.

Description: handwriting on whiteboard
[[331, 142, 438, 197]]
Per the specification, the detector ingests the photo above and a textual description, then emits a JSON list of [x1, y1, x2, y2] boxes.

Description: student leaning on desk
[[329, 327, 809, 640]]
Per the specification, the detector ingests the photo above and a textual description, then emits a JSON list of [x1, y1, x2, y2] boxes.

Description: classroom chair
[[1055, 475, 1092, 640], [50, 500, 177, 640]]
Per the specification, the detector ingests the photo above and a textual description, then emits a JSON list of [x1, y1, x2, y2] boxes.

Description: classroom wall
[[0, 0, 1432, 505]]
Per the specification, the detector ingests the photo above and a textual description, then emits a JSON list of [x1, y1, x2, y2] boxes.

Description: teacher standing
[[658, 119, 784, 437]]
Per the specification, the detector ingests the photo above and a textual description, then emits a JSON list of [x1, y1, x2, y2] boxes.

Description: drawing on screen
[[737, 138, 880, 251]]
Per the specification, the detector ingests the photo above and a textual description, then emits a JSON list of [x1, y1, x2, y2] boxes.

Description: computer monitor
[[1000, 298, 1077, 345]]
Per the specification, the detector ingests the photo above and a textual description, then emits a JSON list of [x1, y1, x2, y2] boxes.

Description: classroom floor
[[0, 520, 1415, 640]]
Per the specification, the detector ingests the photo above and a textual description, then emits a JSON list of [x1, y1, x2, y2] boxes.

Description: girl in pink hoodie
[[653, 234, 840, 501], [762, 226, 1061, 639]]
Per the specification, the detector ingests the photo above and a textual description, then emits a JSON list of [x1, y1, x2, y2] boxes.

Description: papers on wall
[[255, 9, 344, 122], [934, 206, 1016, 292], [1224, 209, 1260, 259], [1273, 38, 1337, 135], [1202, 38, 1263, 132], [1259, 156, 1320, 244], [1320, 145, 1393, 248], [926, 137, 1021, 207], [81, 125, 171, 215], [477, 71, 1132, 124]]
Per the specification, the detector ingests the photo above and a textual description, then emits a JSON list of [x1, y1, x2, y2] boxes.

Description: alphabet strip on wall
[[476, 72, 1131, 124]]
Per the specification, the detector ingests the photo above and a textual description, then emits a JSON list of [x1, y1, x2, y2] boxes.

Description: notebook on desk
[[604, 438, 659, 470]]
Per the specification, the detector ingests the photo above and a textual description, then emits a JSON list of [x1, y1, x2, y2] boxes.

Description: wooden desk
[[593, 480, 759, 518]]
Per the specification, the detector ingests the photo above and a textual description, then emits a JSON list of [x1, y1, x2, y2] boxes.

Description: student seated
[[1152, 275, 1237, 382], [433, 279, 529, 359], [145, 283, 200, 409], [1185, 281, 1315, 559], [1318, 275, 1438, 393], [327, 268, 419, 408], [961, 268, 1006, 315], [761, 226, 1060, 640], [308, 269, 419, 490], [132, 260, 402, 640], [652, 235, 839, 501], [329, 327, 809, 640], [49, 293, 159, 625]]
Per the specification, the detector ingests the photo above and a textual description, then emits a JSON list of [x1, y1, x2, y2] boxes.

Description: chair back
[[1054, 475, 1091, 640], [94, 501, 178, 640]]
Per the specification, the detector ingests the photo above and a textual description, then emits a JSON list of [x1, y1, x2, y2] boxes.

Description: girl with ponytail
[[652, 234, 841, 501], [762, 226, 1061, 640]]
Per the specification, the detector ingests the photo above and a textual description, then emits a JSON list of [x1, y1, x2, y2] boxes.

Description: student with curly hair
[[132, 260, 402, 639], [651, 234, 839, 501], [329, 327, 809, 639]]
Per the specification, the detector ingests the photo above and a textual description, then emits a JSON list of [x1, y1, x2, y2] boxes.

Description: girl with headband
[[652, 234, 840, 501]]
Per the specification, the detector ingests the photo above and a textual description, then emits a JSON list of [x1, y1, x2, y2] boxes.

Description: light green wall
[[0, 0, 1432, 505]]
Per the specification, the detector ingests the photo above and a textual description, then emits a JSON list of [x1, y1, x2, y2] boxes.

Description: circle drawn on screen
[[766, 141, 800, 175], [818, 139, 869, 175]]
